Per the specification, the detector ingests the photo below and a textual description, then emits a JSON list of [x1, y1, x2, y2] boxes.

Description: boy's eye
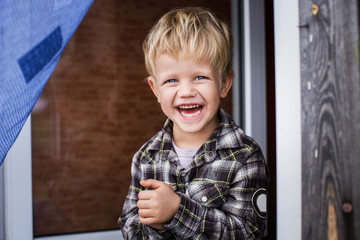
[[166, 79, 177, 83], [162, 79, 177, 86], [195, 76, 207, 80]]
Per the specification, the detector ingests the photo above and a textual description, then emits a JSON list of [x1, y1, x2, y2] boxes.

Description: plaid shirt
[[119, 109, 269, 239]]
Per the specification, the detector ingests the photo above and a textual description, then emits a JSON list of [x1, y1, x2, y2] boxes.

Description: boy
[[119, 7, 269, 239]]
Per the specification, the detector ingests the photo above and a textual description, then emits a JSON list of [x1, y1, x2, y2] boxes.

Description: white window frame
[[234, 0, 302, 239], [242, 0, 267, 160], [3, 117, 33, 240], [3, 116, 123, 240], [273, 0, 302, 239], [232, 0, 268, 160]]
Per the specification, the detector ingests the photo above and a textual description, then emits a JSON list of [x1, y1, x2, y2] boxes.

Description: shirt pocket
[[187, 181, 229, 208]]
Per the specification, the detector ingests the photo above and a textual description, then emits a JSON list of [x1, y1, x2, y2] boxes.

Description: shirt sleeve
[[118, 153, 173, 240], [164, 149, 269, 239]]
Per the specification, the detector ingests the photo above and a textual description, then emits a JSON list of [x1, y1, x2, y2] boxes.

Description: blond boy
[[119, 7, 269, 239]]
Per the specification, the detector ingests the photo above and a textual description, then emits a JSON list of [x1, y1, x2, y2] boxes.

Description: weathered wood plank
[[299, 0, 360, 239]]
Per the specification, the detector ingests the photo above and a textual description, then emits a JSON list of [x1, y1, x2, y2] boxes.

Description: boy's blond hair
[[143, 7, 232, 79]]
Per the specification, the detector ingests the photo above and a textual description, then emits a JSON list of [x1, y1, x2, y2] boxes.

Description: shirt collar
[[212, 108, 243, 150]]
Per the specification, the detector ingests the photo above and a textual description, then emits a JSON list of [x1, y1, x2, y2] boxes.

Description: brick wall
[[32, 0, 231, 236]]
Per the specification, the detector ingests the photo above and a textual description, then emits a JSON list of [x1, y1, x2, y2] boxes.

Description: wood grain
[[299, 0, 360, 239]]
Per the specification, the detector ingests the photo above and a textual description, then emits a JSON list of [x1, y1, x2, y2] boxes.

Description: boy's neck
[[172, 133, 205, 149], [172, 119, 218, 149]]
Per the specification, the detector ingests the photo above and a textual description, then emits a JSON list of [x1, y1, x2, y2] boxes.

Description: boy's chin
[[174, 119, 216, 135]]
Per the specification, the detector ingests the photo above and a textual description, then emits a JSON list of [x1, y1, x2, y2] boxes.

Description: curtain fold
[[0, 0, 94, 164]]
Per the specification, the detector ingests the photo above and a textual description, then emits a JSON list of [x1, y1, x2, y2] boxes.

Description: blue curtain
[[0, 0, 94, 164]]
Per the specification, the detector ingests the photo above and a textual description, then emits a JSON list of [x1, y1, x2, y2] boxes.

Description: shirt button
[[201, 196, 208, 202], [207, 151, 214, 157]]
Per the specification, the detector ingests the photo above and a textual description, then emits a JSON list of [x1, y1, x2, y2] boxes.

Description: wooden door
[[299, 0, 360, 239]]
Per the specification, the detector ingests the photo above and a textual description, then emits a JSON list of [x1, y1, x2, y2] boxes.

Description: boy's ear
[[220, 71, 234, 99], [147, 76, 160, 103]]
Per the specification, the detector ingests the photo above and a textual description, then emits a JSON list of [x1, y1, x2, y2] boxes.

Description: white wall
[[273, 0, 302, 239]]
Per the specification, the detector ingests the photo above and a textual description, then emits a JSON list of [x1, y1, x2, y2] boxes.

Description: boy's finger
[[138, 208, 153, 218], [137, 198, 156, 209], [140, 179, 164, 189], [137, 199, 151, 209], [138, 190, 152, 200], [139, 216, 156, 226]]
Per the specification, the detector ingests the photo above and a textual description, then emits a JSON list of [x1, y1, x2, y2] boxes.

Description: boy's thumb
[[140, 179, 162, 189]]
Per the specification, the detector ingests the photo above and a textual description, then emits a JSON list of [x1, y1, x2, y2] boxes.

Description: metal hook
[[312, 4, 319, 16], [298, 23, 309, 28]]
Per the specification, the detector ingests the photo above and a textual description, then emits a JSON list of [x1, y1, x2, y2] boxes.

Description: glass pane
[[32, 0, 231, 237]]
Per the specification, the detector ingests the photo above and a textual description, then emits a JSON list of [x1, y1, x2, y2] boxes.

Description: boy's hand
[[137, 179, 180, 230]]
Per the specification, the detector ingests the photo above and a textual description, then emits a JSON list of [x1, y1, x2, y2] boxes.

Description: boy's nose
[[177, 83, 196, 97]]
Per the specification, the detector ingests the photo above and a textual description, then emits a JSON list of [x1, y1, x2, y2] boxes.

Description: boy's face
[[148, 54, 233, 145]]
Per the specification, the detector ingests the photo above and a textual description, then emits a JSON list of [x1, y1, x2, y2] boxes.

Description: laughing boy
[[119, 7, 269, 239]]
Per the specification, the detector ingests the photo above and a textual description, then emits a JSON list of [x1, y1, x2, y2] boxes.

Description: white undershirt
[[172, 141, 199, 168]]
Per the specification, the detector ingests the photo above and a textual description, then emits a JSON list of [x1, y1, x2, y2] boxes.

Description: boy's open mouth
[[177, 104, 203, 118]]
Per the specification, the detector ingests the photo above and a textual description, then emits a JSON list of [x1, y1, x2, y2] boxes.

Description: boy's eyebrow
[[156, 72, 177, 80], [193, 69, 213, 76]]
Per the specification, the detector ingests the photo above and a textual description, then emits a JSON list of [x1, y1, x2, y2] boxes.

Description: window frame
[[2, 116, 124, 240]]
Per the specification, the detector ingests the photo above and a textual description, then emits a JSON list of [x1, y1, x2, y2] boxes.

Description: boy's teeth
[[179, 105, 200, 109], [178, 104, 202, 118], [180, 109, 202, 117], [177, 104, 202, 117]]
